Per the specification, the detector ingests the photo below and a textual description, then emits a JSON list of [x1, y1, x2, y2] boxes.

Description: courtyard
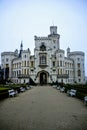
[[0, 85, 87, 130]]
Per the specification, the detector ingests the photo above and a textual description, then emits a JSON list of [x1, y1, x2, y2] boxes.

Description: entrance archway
[[40, 72, 47, 85]]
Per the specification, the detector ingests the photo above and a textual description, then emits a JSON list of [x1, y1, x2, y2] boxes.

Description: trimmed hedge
[[0, 92, 9, 100], [0, 85, 20, 100], [62, 84, 87, 94], [0, 87, 9, 92], [76, 92, 87, 100], [0, 88, 9, 100]]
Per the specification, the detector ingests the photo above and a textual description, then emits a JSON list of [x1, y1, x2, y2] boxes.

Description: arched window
[[60, 61, 62, 66], [78, 70, 81, 76], [40, 43, 46, 51], [53, 61, 55, 67], [40, 55, 46, 65]]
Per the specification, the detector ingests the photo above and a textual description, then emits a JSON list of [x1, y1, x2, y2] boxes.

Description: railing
[[39, 64, 48, 68], [18, 74, 30, 78], [57, 74, 69, 78]]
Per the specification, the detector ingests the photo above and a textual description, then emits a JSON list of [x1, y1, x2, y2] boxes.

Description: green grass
[[0, 87, 9, 94], [0, 88, 9, 90]]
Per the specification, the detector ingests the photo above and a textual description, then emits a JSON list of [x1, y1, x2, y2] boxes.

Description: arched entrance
[[40, 72, 47, 85]]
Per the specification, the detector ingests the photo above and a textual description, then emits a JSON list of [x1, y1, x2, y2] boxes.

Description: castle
[[1, 26, 85, 84]]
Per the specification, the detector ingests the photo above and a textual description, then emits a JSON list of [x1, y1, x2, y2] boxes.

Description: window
[[77, 63, 80, 68], [83, 64, 84, 68], [27, 69, 29, 74], [40, 43, 46, 51], [60, 54, 62, 57], [17, 71, 18, 76], [65, 62, 66, 67], [24, 61, 26, 67], [58, 69, 59, 74], [70, 63, 71, 68], [60, 61, 62, 66], [24, 69, 26, 75], [24, 55, 26, 58], [53, 40, 56, 43], [60, 69, 62, 74], [78, 79, 81, 82], [68, 70, 69, 75], [6, 58, 9, 62], [6, 64, 9, 68], [78, 70, 81, 76], [31, 61, 34, 67], [27, 61, 29, 66], [24, 79, 25, 83], [77, 58, 80, 61], [68, 63, 69, 67], [40, 55, 46, 65], [19, 70, 21, 74], [57, 61, 59, 67], [19, 63, 21, 68], [53, 61, 55, 67]]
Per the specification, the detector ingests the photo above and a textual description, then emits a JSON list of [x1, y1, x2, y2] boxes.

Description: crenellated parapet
[[34, 35, 50, 41], [69, 51, 84, 57]]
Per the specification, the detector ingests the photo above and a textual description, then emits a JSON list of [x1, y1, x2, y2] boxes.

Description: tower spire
[[19, 40, 23, 57], [20, 40, 23, 51]]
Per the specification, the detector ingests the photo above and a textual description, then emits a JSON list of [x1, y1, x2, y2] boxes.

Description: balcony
[[57, 74, 69, 78], [30, 67, 34, 71], [18, 74, 30, 78], [39, 64, 48, 69], [52, 67, 56, 71]]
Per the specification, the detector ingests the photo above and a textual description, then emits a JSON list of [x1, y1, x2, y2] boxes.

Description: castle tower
[[67, 47, 70, 57], [50, 26, 57, 34], [49, 26, 60, 49]]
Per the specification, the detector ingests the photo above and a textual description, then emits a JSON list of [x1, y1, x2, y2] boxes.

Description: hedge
[[0, 92, 9, 100], [76, 92, 87, 100]]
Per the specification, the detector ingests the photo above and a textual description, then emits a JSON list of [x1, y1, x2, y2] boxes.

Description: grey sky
[[0, 0, 87, 75]]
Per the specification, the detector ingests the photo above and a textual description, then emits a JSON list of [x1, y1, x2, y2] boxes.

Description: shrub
[[76, 92, 87, 100], [0, 92, 9, 100], [0, 88, 9, 100]]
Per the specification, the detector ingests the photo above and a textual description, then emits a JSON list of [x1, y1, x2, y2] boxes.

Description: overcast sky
[[0, 0, 87, 75]]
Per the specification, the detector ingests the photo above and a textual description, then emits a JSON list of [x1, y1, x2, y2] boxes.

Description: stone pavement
[[0, 86, 87, 130]]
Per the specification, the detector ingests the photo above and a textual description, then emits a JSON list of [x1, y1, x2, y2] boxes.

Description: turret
[[20, 41, 23, 51], [19, 41, 23, 57], [67, 47, 70, 57], [50, 26, 57, 34]]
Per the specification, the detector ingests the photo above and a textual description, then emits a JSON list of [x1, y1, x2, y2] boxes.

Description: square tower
[[50, 26, 57, 34]]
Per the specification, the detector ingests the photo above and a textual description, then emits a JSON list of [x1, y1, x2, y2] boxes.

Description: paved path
[[0, 86, 87, 130]]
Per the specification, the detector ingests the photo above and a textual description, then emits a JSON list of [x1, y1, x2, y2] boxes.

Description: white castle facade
[[1, 26, 86, 84]]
